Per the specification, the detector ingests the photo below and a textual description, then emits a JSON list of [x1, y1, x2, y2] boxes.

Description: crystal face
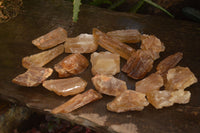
[[92, 74, 127, 96], [107, 90, 149, 113], [51, 89, 102, 114], [54, 53, 89, 77], [32, 27, 67, 50], [90, 51, 120, 75], [42, 77, 87, 96], [22, 45, 64, 69], [12, 67, 53, 87], [64, 34, 98, 53]]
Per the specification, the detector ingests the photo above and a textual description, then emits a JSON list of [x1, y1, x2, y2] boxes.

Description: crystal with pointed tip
[[32, 27, 67, 50]]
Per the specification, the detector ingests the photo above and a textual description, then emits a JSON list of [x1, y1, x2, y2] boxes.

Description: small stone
[[92, 74, 127, 96], [64, 34, 98, 53], [32, 27, 67, 50], [12, 67, 53, 87], [107, 90, 149, 113], [90, 51, 120, 75], [43, 77, 87, 96]]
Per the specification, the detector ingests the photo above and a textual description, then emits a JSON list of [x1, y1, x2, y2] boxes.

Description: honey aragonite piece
[[90, 51, 120, 75], [93, 28, 135, 60], [32, 27, 67, 50], [22, 44, 64, 69], [64, 34, 98, 53], [51, 89, 102, 114], [42, 77, 87, 96], [107, 90, 149, 113], [92, 74, 127, 96], [12, 67, 53, 87]]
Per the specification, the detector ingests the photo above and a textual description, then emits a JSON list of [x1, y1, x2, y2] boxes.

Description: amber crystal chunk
[[135, 73, 163, 94], [92, 75, 127, 96], [54, 53, 89, 77], [147, 89, 191, 109], [12, 67, 53, 87], [42, 77, 87, 96], [141, 34, 165, 60], [32, 27, 67, 50], [165, 66, 198, 90], [90, 51, 120, 75], [51, 89, 102, 114], [156, 52, 183, 76], [122, 50, 153, 79], [64, 34, 98, 53], [107, 90, 149, 113], [93, 28, 135, 60], [22, 45, 64, 69], [106, 29, 141, 43]]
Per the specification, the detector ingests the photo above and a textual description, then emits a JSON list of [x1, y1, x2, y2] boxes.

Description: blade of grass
[[130, 0, 144, 13], [144, 0, 174, 18], [109, 0, 125, 10], [73, 0, 82, 22]]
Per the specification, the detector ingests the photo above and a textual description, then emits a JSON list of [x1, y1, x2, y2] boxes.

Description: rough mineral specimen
[[90, 51, 120, 75], [12, 67, 53, 87], [92, 75, 127, 96], [140, 34, 165, 60], [107, 90, 149, 113], [106, 29, 141, 43], [51, 89, 102, 114], [165, 66, 198, 90], [122, 50, 154, 79], [156, 52, 183, 76], [135, 73, 163, 94], [64, 34, 98, 53], [93, 28, 135, 60], [22, 45, 64, 69], [147, 89, 191, 109], [54, 53, 89, 77], [42, 77, 87, 96], [32, 27, 67, 50]]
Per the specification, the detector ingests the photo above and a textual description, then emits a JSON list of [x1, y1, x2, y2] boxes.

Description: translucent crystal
[[32, 27, 67, 50], [54, 53, 89, 77], [92, 74, 127, 96], [140, 34, 165, 60], [22, 45, 64, 69], [107, 90, 149, 113], [90, 51, 120, 75], [165, 66, 198, 90], [156, 52, 183, 76], [106, 29, 141, 43], [147, 89, 191, 109], [42, 77, 87, 96], [93, 28, 135, 60], [122, 50, 153, 79], [135, 73, 163, 94], [64, 34, 98, 53], [51, 89, 102, 114], [12, 67, 53, 87]]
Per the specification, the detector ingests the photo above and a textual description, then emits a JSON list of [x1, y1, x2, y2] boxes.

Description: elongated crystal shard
[[156, 52, 183, 76], [43, 77, 87, 96], [93, 28, 135, 60], [32, 27, 67, 50], [107, 90, 149, 113], [92, 75, 127, 96], [90, 51, 120, 75], [51, 89, 102, 114], [64, 34, 98, 53], [107, 29, 141, 43], [165, 66, 198, 90], [135, 73, 163, 94], [54, 53, 89, 77], [22, 45, 64, 69], [12, 67, 53, 87]]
